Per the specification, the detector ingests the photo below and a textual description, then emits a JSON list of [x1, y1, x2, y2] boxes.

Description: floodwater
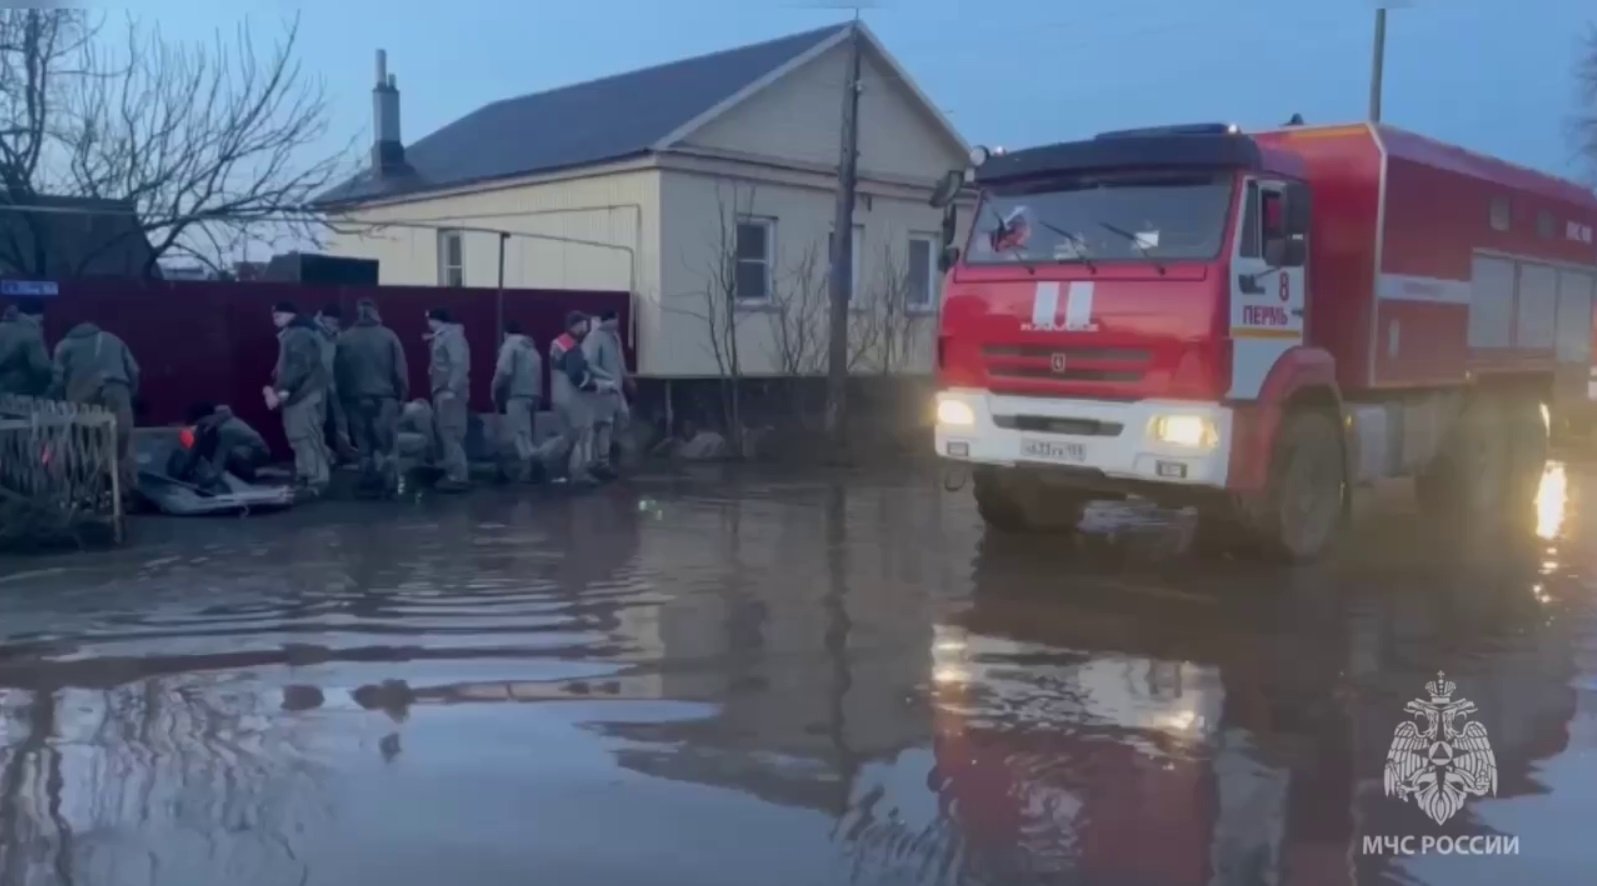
[[0, 461, 1592, 886]]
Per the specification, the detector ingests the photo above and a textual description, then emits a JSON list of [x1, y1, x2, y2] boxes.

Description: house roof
[[318, 24, 856, 206], [0, 194, 154, 278]]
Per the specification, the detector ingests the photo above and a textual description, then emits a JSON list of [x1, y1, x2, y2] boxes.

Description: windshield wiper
[[985, 203, 1036, 275], [1098, 221, 1167, 275], [1034, 219, 1097, 273]]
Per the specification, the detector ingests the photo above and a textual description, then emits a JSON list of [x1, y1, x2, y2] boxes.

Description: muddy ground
[[0, 460, 1590, 885]]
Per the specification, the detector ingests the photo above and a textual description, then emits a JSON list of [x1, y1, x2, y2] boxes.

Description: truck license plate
[[1020, 438, 1086, 464]]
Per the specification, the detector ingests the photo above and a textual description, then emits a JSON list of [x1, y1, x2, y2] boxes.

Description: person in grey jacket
[[0, 301, 50, 396], [267, 301, 331, 496], [492, 321, 542, 483], [51, 321, 141, 496], [315, 304, 354, 462], [581, 309, 628, 475], [336, 299, 409, 496], [425, 308, 471, 491]]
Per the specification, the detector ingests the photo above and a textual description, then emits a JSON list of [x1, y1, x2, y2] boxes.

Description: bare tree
[[767, 238, 830, 378], [0, 9, 346, 277], [675, 181, 756, 451], [0, 11, 94, 277], [844, 241, 932, 376], [863, 240, 932, 375]]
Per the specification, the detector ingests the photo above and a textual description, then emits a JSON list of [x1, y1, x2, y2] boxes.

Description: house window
[[829, 224, 864, 298], [735, 218, 773, 300], [438, 229, 464, 287], [1536, 209, 1556, 240], [908, 234, 938, 310], [1489, 196, 1510, 232]]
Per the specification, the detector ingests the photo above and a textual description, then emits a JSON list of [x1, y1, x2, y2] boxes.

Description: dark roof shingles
[[320, 24, 847, 205]]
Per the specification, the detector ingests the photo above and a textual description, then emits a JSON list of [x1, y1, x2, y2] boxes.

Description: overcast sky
[[143, 0, 1594, 181]]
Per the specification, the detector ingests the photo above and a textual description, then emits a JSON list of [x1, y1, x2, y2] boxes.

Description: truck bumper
[[933, 388, 1235, 491]]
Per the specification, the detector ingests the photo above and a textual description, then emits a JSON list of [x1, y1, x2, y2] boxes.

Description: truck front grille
[[982, 345, 1150, 384], [993, 415, 1125, 437]]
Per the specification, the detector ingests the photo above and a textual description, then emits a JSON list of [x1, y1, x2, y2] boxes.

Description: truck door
[[1228, 179, 1308, 400]]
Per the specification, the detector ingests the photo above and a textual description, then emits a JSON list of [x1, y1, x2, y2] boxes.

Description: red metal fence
[[19, 279, 631, 453]]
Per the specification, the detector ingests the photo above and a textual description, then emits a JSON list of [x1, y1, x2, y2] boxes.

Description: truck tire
[[1417, 395, 1506, 522], [1261, 410, 1346, 562], [972, 466, 1086, 533]]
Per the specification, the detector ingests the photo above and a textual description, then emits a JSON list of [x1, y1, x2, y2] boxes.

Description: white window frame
[[829, 224, 865, 301], [1489, 196, 1511, 232], [734, 217, 775, 302], [907, 233, 940, 312], [437, 229, 465, 287]]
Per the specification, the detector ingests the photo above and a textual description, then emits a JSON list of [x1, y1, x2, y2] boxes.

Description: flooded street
[[0, 461, 1593, 885]]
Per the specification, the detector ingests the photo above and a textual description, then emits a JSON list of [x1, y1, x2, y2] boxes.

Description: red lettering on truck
[[1242, 305, 1289, 326]]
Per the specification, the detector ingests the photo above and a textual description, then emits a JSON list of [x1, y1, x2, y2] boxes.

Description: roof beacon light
[[1225, 123, 1240, 135]]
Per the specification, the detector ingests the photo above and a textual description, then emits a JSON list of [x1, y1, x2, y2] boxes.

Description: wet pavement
[[0, 460, 1593, 885]]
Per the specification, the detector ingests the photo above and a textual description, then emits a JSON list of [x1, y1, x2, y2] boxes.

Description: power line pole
[[825, 20, 863, 446], [1369, 7, 1387, 122]]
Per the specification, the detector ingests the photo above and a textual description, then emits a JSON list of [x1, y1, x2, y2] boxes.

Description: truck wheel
[[972, 467, 1085, 533], [1262, 410, 1345, 561], [1417, 395, 1506, 521]]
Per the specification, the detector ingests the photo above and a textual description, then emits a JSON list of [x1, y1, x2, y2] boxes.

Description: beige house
[[318, 24, 968, 378]]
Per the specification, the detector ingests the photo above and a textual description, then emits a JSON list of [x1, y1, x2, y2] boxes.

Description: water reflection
[[0, 464, 1588, 885], [1536, 461, 1567, 542]]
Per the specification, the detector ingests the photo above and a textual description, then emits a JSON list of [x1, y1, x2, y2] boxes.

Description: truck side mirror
[[930, 170, 963, 209], [938, 245, 961, 273], [939, 204, 958, 249]]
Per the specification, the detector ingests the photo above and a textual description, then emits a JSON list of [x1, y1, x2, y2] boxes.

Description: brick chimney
[[372, 49, 406, 175]]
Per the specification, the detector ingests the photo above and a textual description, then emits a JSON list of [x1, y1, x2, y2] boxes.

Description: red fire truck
[[929, 122, 1597, 559]]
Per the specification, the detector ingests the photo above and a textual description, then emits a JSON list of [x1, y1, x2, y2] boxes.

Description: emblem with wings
[[1383, 671, 1497, 825]]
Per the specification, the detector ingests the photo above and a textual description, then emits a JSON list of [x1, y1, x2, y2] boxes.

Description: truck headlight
[[937, 398, 976, 427], [1151, 414, 1217, 448]]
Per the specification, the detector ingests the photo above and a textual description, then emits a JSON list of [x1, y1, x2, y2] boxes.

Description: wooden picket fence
[[0, 393, 123, 549]]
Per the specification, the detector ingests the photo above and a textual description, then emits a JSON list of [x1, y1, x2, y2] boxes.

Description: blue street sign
[[0, 280, 59, 297]]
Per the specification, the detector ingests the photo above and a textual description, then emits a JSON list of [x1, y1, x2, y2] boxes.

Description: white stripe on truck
[[1065, 281, 1095, 330], [1031, 281, 1059, 328]]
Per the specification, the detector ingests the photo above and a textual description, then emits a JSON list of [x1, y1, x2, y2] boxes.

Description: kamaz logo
[[1050, 354, 1068, 373]]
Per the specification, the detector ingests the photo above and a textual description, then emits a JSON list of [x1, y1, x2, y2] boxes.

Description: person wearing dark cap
[[336, 299, 408, 496], [0, 300, 50, 396], [581, 308, 627, 476], [425, 307, 471, 491], [540, 310, 602, 483], [266, 301, 330, 497], [314, 303, 354, 462]]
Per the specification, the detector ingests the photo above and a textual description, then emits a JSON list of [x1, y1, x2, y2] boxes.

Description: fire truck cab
[[930, 122, 1595, 560]]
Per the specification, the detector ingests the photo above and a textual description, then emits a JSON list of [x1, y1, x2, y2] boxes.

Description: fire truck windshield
[[966, 171, 1233, 266]]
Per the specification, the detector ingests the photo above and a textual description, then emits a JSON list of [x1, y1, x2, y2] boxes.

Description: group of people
[[0, 301, 142, 495], [266, 300, 631, 499], [0, 296, 633, 505]]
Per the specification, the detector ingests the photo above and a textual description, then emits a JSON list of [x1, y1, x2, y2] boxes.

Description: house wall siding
[[681, 39, 961, 184], [326, 167, 668, 371], [656, 168, 951, 378]]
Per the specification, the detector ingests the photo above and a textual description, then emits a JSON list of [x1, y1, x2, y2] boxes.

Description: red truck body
[[1254, 124, 1597, 393], [933, 122, 1597, 555]]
